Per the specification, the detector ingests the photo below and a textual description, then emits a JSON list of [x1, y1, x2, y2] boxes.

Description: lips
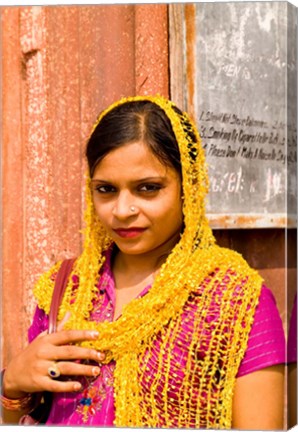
[[113, 227, 146, 238]]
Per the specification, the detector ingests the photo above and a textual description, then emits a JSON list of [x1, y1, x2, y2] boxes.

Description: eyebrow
[[91, 176, 167, 184]]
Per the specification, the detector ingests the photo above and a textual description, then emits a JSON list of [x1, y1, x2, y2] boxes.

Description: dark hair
[[86, 101, 182, 177]]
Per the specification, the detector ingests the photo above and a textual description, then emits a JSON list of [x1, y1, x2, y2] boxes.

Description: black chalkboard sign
[[169, 2, 297, 228]]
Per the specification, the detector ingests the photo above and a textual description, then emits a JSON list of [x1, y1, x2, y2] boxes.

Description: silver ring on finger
[[47, 362, 61, 379]]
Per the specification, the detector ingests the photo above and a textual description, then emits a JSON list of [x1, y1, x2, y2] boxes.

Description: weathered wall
[[1, 4, 169, 366]]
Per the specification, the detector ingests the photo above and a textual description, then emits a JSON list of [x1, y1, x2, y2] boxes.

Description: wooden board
[[170, 2, 297, 228]]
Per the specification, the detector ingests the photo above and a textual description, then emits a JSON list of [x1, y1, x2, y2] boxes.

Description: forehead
[[92, 141, 172, 179]]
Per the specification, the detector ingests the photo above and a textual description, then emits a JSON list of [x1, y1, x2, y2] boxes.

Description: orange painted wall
[[1, 4, 169, 366]]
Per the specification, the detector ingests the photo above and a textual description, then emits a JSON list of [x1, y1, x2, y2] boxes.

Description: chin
[[114, 241, 152, 256], [117, 246, 148, 255]]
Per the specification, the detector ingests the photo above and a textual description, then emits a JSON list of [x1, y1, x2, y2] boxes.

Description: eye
[[94, 184, 116, 194], [138, 183, 162, 193]]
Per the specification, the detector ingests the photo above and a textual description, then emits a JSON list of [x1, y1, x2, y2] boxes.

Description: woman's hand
[[2, 328, 104, 398]]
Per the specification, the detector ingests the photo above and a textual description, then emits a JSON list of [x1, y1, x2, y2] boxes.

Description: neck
[[113, 231, 181, 277], [114, 252, 164, 277]]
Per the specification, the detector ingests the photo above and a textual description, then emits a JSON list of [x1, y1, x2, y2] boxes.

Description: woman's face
[[91, 141, 183, 259]]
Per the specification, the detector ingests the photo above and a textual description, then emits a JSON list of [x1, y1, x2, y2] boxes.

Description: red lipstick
[[113, 228, 146, 238]]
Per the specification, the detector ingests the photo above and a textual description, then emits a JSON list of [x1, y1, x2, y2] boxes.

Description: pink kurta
[[28, 249, 285, 426]]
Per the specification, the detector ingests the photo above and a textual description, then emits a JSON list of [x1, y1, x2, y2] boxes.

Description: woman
[[1, 95, 285, 428]]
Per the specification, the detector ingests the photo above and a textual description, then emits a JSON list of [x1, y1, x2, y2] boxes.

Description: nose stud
[[112, 205, 138, 215]]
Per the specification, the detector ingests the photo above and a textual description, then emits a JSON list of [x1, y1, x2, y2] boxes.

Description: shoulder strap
[[48, 258, 76, 334]]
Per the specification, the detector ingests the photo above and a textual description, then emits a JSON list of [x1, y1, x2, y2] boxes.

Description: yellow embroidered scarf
[[33, 95, 263, 428]]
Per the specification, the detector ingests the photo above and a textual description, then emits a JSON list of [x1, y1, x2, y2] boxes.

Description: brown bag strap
[[48, 258, 76, 334]]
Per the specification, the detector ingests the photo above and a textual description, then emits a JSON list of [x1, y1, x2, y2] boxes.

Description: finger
[[57, 312, 71, 332], [51, 361, 101, 378], [39, 376, 83, 393], [48, 329, 99, 345], [51, 345, 105, 363]]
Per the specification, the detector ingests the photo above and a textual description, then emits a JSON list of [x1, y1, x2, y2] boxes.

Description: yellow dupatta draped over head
[[34, 95, 263, 428]]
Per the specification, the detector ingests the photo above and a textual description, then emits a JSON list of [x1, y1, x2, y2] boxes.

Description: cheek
[[155, 191, 183, 222], [93, 198, 110, 222], [174, 206, 184, 231], [171, 194, 184, 229]]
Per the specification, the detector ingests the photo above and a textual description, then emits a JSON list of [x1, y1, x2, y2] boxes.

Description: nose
[[112, 192, 138, 219]]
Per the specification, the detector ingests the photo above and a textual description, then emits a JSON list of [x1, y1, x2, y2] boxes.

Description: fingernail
[[97, 352, 105, 360], [74, 383, 82, 391], [92, 367, 100, 376], [89, 331, 99, 339]]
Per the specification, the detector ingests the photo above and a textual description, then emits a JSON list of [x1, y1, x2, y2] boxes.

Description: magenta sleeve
[[237, 285, 286, 377], [288, 294, 297, 364]]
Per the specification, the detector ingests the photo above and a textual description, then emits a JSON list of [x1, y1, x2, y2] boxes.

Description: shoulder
[[210, 245, 263, 286], [237, 284, 286, 377], [252, 285, 283, 332], [200, 245, 263, 301]]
